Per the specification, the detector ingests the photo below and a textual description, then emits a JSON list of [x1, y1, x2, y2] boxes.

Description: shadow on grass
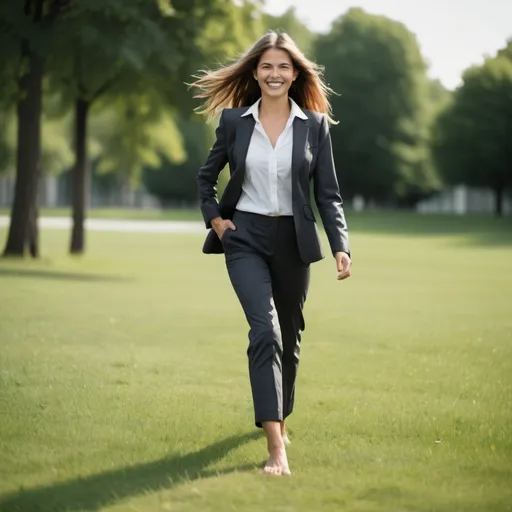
[[0, 268, 132, 282], [345, 212, 512, 247], [0, 431, 262, 512]]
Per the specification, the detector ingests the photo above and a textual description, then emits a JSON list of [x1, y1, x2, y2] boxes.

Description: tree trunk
[[494, 185, 503, 217], [70, 98, 89, 254], [2, 40, 43, 258]]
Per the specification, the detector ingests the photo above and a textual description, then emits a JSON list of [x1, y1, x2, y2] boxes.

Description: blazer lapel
[[291, 117, 310, 189], [221, 115, 254, 214], [234, 115, 255, 177]]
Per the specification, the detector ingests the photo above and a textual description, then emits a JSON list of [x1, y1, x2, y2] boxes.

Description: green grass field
[[1, 213, 511, 512]]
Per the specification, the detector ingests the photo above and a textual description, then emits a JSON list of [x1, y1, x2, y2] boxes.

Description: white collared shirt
[[236, 98, 308, 216]]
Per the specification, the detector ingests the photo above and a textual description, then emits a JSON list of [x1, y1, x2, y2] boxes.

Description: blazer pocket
[[303, 205, 317, 222]]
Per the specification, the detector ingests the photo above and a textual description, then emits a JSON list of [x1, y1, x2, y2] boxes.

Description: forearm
[[318, 202, 350, 256], [314, 115, 350, 257]]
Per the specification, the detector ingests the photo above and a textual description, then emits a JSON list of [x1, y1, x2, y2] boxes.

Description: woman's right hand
[[211, 216, 237, 240]]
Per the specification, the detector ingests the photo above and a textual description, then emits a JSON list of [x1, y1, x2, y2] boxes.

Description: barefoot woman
[[192, 32, 351, 476]]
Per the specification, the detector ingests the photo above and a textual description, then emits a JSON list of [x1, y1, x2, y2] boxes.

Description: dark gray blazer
[[196, 106, 350, 265]]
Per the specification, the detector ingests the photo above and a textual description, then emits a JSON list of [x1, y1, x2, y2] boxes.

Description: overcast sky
[[263, 0, 512, 89]]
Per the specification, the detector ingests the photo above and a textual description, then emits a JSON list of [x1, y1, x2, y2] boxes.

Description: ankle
[[268, 439, 285, 453]]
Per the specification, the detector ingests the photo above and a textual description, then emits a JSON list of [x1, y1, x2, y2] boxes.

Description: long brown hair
[[189, 31, 336, 122]]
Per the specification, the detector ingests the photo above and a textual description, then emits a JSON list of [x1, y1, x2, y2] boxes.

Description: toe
[[263, 462, 284, 476]]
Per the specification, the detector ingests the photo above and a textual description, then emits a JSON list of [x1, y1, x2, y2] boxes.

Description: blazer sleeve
[[313, 114, 351, 257], [196, 110, 229, 229]]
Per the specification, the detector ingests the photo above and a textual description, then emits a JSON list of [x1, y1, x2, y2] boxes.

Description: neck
[[259, 95, 291, 119]]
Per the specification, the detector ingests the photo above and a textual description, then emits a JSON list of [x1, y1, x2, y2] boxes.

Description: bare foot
[[263, 443, 291, 476], [262, 421, 292, 476], [281, 421, 291, 446]]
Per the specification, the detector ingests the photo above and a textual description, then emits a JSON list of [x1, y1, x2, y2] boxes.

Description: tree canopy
[[314, 8, 439, 203], [432, 54, 512, 215]]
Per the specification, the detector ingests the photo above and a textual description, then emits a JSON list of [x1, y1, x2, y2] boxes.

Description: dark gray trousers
[[222, 210, 310, 428]]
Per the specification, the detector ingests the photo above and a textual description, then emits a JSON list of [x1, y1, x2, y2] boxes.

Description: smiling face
[[254, 48, 298, 100]]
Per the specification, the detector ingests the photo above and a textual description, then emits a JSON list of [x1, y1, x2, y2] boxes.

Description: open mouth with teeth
[[267, 82, 284, 89]]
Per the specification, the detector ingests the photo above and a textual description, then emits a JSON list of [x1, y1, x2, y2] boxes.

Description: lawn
[[0, 213, 511, 512]]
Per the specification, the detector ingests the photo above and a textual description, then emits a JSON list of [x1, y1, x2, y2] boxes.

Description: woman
[[191, 32, 351, 476]]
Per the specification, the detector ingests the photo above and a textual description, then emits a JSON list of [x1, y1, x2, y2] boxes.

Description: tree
[[46, 0, 186, 254], [1, 92, 76, 180], [396, 78, 451, 205], [0, 107, 15, 175], [0, 7, 19, 175], [90, 93, 186, 191], [0, 0, 71, 258], [314, 8, 437, 204], [497, 38, 512, 61], [432, 55, 512, 216]]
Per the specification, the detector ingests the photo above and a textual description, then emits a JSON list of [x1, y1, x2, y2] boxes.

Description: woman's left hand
[[335, 252, 352, 281]]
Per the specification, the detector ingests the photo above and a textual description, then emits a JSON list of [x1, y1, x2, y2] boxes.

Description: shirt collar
[[241, 97, 308, 122]]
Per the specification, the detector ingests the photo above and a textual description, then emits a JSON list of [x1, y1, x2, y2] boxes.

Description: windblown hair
[[189, 31, 336, 122]]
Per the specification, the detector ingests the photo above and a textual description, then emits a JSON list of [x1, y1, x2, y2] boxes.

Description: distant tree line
[[432, 40, 512, 216], [0, 1, 510, 258]]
